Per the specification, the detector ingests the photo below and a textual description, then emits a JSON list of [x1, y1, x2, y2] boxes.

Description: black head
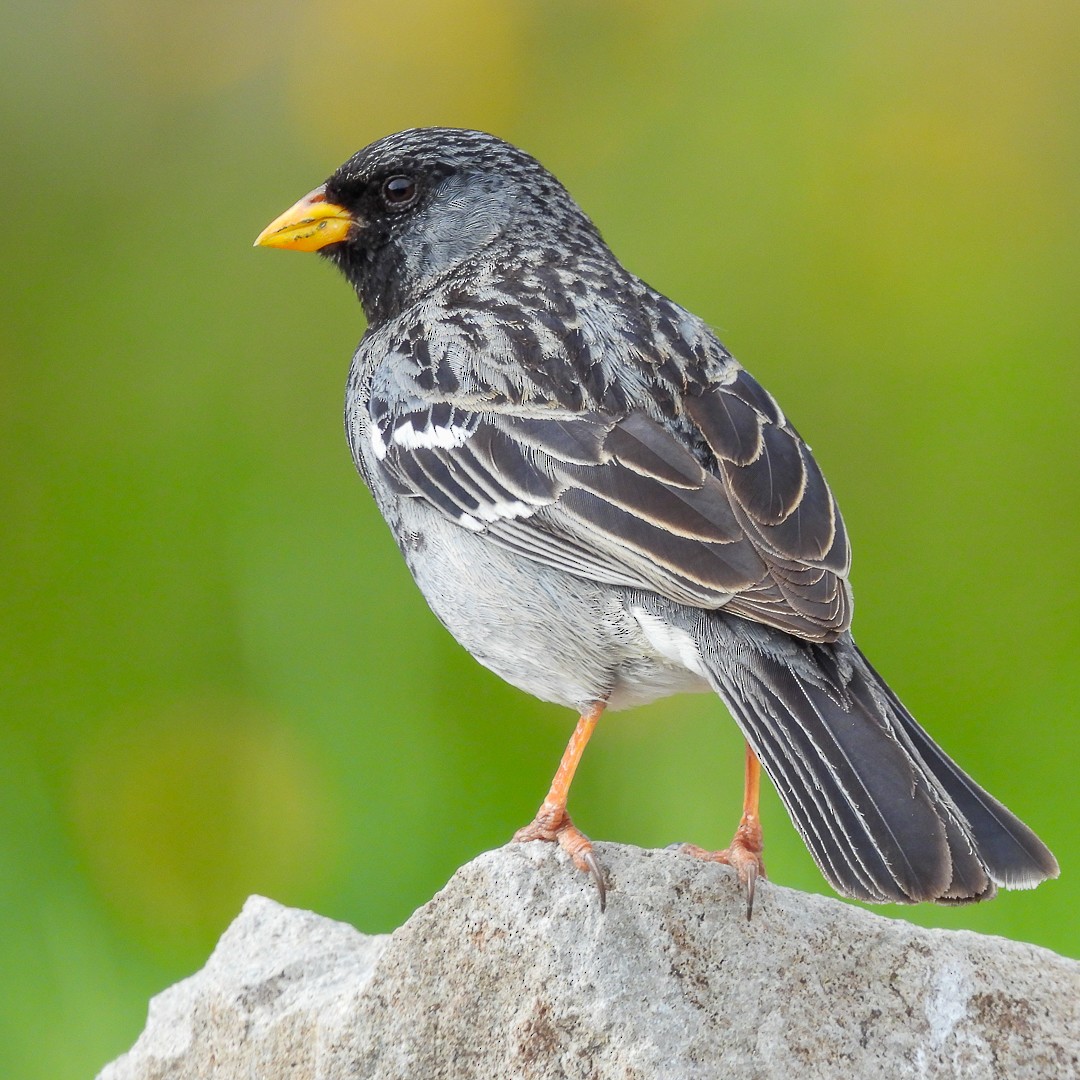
[[256, 128, 605, 324]]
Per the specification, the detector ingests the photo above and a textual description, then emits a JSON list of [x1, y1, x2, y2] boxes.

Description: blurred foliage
[[1, 1, 1077, 1075]]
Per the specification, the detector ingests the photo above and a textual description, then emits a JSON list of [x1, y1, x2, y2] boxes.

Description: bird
[[255, 127, 1058, 916]]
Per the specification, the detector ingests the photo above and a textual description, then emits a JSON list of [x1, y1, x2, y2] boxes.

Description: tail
[[693, 614, 1059, 904]]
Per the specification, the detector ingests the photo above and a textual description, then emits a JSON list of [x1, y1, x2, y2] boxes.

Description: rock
[[98, 843, 1079, 1079]]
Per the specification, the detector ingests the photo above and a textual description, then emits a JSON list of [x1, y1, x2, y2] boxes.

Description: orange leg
[[680, 742, 766, 919], [514, 701, 607, 909]]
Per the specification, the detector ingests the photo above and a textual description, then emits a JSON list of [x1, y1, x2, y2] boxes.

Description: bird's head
[[255, 127, 602, 323]]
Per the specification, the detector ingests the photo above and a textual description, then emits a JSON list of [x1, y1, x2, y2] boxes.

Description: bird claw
[[579, 848, 607, 912], [514, 805, 607, 911], [740, 854, 760, 921], [677, 817, 766, 920]]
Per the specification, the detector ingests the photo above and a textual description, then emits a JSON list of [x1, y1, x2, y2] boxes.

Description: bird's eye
[[382, 175, 417, 208]]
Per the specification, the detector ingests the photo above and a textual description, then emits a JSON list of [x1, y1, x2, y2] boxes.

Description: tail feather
[[718, 664, 932, 902], [690, 614, 1056, 904], [856, 645, 1060, 890]]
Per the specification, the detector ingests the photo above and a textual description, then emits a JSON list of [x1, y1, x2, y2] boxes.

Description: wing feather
[[371, 359, 852, 640]]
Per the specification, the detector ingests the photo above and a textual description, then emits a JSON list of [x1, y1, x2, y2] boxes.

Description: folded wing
[[370, 363, 852, 643]]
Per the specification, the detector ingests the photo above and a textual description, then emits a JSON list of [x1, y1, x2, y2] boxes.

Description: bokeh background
[[2, 2, 1077, 1075]]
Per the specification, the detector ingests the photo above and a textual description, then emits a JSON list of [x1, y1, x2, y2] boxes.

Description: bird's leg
[[679, 742, 766, 919], [514, 700, 607, 909]]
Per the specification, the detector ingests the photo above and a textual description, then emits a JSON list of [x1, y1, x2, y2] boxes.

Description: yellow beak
[[254, 185, 356, 251]]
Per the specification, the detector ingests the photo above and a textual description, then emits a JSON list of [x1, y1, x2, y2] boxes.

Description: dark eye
[[382, 175, 417, 208]]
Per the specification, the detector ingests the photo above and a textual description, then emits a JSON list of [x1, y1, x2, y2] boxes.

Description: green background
[[2, 2, 1077, 1075]]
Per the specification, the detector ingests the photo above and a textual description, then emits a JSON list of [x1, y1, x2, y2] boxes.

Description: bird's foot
[[514, 802, 607, 911], [677, 815, 766, 920]]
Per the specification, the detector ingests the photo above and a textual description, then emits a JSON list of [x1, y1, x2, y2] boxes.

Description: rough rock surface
[[99, 843, 1079, 1079]]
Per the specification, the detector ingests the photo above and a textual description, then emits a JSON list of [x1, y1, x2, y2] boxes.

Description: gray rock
[[99, 843, 1079, 1079]]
